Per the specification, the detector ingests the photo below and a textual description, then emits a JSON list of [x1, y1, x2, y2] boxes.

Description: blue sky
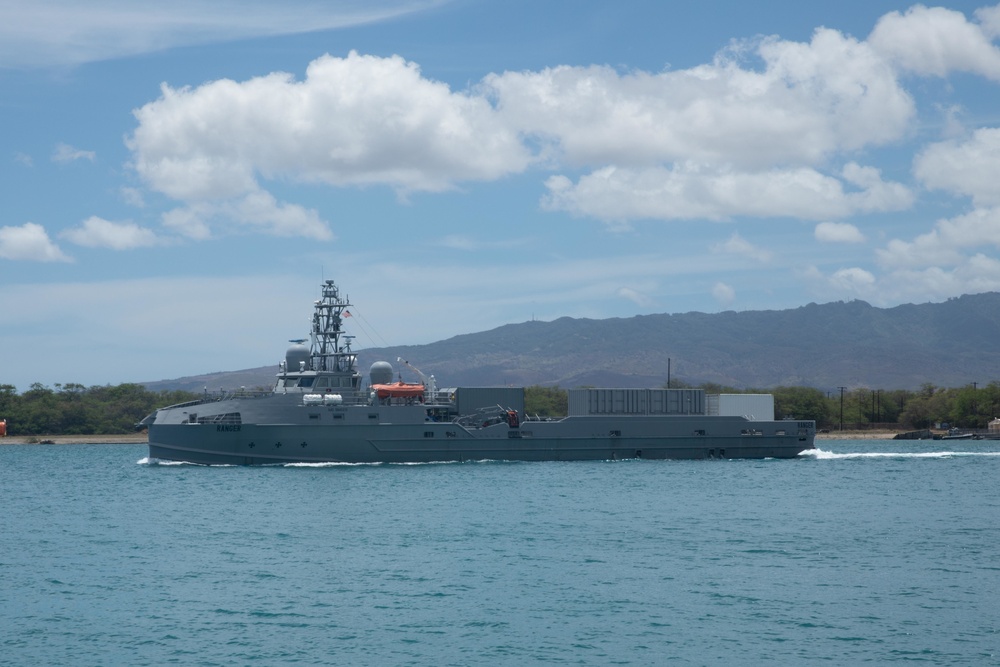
[[3, 0, 1000, 391]]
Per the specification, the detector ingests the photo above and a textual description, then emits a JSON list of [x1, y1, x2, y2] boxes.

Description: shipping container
[[706, 394, 774, 421], [569, 388, 705, 416]]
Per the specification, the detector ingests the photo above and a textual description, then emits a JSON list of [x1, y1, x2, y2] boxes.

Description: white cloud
[[914, 127, 1000, 207], [159, 190, 332, 240], [162, 206, 213, 240], [126, 23, 921, 231], [866, 203, 1000, 304], [0, 0, 449, 68], [617, 286, 654, 308], [828, 267, 876, 295], [876, 207, 1000, 270], [227, 190, 333, 240], [878, 255, 1000, 303], [52, 143, 95, 164], [712, 282, 736, 307], [978, 5, 1000, 40], [486, 27, 912, 170], [129, 51, 532, 204], [869, 4, 1000, 80], [0, 222, 72, 262], [712, 232, 773, 263], [61, 216, 159, 250], [815, 221, 865, 243], [542, 163, 910, 223], [806, 255, 1000, 306]]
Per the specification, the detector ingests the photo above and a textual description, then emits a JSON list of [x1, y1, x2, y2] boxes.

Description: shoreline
[[1, 434, 148, 445], [2, 430, 911, 445], [815, 430, 906, 440]]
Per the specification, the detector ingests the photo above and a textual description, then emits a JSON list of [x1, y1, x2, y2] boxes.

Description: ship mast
[[310, 279, 356, 374]]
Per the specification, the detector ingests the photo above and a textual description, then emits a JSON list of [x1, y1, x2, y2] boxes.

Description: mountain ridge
[[142, 293, 1000, 393]]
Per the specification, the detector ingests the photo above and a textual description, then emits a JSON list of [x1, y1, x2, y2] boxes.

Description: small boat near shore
[[140, 280, 816, 465]]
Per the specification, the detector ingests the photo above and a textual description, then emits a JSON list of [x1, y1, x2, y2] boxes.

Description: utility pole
[[839, 386, 846, 431], [973, 381, 978, 426]]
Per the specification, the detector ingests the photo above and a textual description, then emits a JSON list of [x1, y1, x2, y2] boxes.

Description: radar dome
[[369, 361, 394, 385], [285, 343, 310, 372]]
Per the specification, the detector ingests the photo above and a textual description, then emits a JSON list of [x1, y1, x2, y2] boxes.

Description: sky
[[3, 0, 1000, 391]]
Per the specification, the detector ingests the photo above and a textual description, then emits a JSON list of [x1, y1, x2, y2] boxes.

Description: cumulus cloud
[[815, 221, 865, 243], [914, 127, 1000, 207], [979, 5, 1000, 39], [869, 4, 1000, 80], [61, 216, 159, 250], [486, 28, 912, 169], [227, 190, 333, 239], [162, 206, 213, 240], [829, 267, 876, 294], [126, 22, 923, 232], [160, 191, 333, 240], [129, 51, 532, 202], [542, 163, 910, 223], [864, 203, 1000, 304], [0, 223, 72, 262], [52, 143, 95, 164], [877, 255, 1000, 302], [0, 0, 448, 68], [876, 207, 1000, 270]]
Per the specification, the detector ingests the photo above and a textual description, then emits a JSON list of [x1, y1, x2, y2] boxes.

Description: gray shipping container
[[568, 388, 705, 416]]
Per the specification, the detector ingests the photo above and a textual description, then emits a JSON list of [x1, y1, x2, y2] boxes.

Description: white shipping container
[[706, 394, 774, 421]]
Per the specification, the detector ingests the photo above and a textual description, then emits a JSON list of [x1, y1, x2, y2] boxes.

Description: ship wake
[[803, 448, 1000, 460]]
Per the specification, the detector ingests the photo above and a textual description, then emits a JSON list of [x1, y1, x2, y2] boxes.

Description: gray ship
[[142, 280, 815, 465]]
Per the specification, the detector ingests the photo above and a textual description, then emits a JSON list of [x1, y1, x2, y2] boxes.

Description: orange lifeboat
[[372, 382, 425, 399]]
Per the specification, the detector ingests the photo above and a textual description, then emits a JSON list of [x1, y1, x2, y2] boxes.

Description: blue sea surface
[[1, 440, 998, 666]]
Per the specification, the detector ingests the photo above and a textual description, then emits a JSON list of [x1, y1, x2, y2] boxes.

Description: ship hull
[[147, 418, 814, 465]]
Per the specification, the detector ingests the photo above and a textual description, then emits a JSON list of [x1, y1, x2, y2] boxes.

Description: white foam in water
[[137, 457, 232, 466], [802, 448, 1000, 460], [137, 456, 183, 466], [283, 461, 379, 467], [283, 459, 503, 467]]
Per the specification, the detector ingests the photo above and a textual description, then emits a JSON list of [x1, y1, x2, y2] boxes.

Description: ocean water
[[1, 441, 998, 666]]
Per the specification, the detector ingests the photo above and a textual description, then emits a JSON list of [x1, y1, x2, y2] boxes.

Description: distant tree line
[[523, 382, 1000, 431], [3, 381, 998, 436], [0, 383, 198, 436]]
